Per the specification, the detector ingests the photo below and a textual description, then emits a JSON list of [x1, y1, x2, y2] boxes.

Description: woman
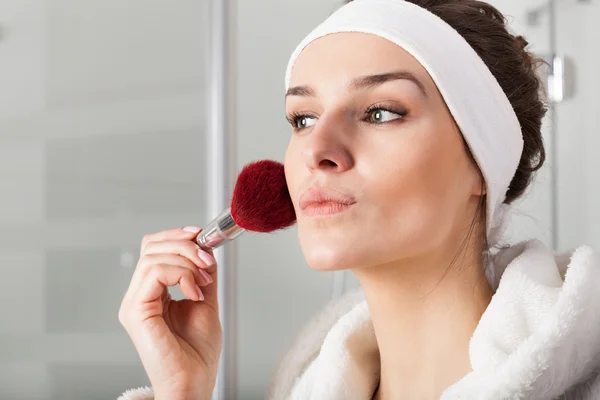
[[118, 0, 600, 399]]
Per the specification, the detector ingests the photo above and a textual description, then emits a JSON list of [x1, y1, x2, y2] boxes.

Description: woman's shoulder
[[266, 288, 367, 399], [268, 239, 600, 399]]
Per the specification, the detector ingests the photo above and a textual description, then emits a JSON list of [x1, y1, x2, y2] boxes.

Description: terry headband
[[284, 0, 523, 247]]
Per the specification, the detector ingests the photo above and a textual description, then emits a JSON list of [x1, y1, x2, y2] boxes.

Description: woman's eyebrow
[[285, 70, 427, 99], [350, 71, 428, 98], [285, 85, 315, 98]]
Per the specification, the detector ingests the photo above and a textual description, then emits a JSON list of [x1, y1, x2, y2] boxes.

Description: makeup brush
[[195, 160, 296, 250]]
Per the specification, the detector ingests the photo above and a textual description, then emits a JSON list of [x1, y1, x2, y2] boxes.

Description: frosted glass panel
[[554, 0, 600, 251], [0, 0, 208, 398]]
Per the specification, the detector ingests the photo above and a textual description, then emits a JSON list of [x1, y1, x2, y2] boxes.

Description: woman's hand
[[119, 227, 222, 400]]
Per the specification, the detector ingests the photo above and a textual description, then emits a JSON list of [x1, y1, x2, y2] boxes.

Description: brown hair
[[344, 0, 547, 250]]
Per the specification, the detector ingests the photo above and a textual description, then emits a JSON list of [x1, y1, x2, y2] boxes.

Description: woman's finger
[[144, 240, 216, 271], [140, 226, 202, 253], [137, 253, 213, 287], [123, 253, 210, 308], [135, 263, 204, 304], [181, 274, 204, 302]]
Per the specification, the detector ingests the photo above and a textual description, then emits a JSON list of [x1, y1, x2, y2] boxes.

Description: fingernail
[[198, 249, 216, 267], [183, 226, 201, 233], [196, 285, 205, 301], [197, 267, 213, 284]]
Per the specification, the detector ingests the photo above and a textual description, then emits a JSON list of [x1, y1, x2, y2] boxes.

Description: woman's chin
[[301, 243, 357, 271], [298, 227, 377, 270]]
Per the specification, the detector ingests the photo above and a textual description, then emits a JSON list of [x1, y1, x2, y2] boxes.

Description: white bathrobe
[[121, 239, 600, 400]]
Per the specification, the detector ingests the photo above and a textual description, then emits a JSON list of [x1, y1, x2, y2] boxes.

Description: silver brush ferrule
[[195, 208, 245, 250]]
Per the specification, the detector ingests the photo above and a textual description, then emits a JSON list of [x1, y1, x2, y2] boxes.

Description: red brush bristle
[[230, 160, 296, 233]]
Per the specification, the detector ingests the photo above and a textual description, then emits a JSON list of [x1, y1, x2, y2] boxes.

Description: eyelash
[[286, 104, 408, 132]]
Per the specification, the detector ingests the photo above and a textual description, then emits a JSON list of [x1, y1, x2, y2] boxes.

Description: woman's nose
[[302, 117, 354, 173]]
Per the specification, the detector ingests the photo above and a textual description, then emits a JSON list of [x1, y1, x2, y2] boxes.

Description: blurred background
[[0, 0, 597, 399]]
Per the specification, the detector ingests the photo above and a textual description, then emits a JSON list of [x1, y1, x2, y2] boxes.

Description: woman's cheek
[[284, 142, 301, 205]]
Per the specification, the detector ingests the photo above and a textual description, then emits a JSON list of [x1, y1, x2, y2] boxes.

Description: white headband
[[285, 0, 523, 247]]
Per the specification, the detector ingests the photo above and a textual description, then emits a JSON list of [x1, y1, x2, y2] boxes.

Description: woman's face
[[284, 33, 484, 271]]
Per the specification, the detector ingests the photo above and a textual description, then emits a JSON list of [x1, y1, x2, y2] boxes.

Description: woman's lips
[[299, 187, 356, 217]]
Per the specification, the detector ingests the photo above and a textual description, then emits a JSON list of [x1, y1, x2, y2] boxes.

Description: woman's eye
[[368, 108, 404, 123], [294, 116, 317, 130]]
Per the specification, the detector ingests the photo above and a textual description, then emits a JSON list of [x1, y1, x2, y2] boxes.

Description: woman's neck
[[355, 246, 493, 400]]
